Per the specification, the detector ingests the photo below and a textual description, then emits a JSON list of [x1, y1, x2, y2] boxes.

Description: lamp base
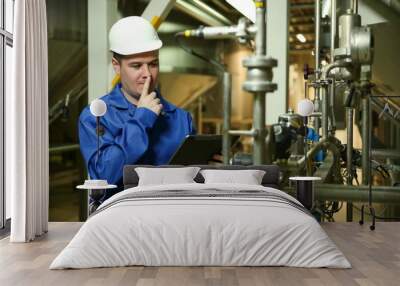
[[358, 204, 376, 231], [88, 189, 106, 214]]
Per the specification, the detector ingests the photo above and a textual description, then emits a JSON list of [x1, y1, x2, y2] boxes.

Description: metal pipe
[[372, 149, 400, 159], [321, 61, 346, 80], [362, 97, 370, 185], [313, 0, 322, 138], [253, 92, 266, 164], [352, 0, 358, 14], [175, 0, 225, 27], [222, 71, 232, 164], [328, 0, 337, 135], [255, 0, 266, 56], [296, 136, 343, 185], [370, 98, 400, 127], [253, 0, 267, 165], [346, 107, 354, 221], [329, 84, 336, 134], [304, 118, 311, 176], [190, 0, 233, 25], [96, 117, 100, 164], [49, 144, 80, 154], [197, 96, 203, 133], [313, 89, 321, 135], [321, 86, 329, 139], [297, 137, 341, 167], [315, 0, 321, 73], [368, 97, 373, 207], [265, 125, 274, 164], [322, 0, 354, 137], [320, 61, 350, 138], [330, 0, 336, 63], [285, 185, 400, 203], [309, 112, 323, 117], [229, 129, 258, 136], [239, 0, 276, 165], [346, 108, 354, 186]]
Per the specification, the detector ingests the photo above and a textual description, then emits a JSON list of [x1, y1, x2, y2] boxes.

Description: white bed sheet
[[50, 183, 351, 269]]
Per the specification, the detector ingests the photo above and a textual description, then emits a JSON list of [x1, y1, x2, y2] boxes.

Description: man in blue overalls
[[79, 16, 196, 200]]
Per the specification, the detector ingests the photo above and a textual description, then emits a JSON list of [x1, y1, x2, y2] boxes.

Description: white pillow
[[200, 169, 266, 185], [135, 167, 201, 186]]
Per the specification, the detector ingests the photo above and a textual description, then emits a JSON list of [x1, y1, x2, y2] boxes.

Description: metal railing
[[49, 84, 88, 125]]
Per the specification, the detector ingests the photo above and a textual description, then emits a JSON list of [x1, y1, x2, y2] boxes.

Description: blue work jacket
[[79, 84, 196, 188]]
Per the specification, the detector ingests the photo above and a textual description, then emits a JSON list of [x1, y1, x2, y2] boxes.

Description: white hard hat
[[109, 16, 162, 55]]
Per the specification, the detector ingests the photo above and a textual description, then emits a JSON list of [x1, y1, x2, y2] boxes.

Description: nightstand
[[289, 176, 321, 210], [77, 180, 117, 215]]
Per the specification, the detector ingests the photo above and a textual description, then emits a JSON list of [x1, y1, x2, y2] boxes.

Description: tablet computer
[[168, 135, 223, 165]]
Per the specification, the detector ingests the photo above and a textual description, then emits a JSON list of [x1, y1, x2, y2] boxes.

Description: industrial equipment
[[171, 0, 400, 225], [177, 0, 277, 165]]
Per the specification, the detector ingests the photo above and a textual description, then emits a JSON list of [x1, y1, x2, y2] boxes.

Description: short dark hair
[[113, 52, 126, 63]]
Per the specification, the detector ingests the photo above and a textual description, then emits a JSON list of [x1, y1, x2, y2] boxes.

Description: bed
[[50, 165, 351, 269]]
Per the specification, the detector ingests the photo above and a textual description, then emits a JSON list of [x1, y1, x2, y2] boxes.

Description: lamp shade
[[90, 99, 107, 117], [297, 99, 314, 117]]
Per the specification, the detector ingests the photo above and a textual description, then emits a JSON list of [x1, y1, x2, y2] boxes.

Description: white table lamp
[[77, 99, 111, 216], [298, 99, 314, 117], [297, 99, 315, 175], [90, 99, 107, 117], [90, 99, 107, 163]]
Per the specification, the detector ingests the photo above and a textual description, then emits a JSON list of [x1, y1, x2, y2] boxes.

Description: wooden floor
[[0, 222, 399, 286]]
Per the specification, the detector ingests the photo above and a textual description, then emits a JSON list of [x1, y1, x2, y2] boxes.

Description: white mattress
[[50, 183, 351, 269]]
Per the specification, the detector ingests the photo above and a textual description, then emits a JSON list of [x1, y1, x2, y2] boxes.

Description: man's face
[[112, 50, 159, 98]]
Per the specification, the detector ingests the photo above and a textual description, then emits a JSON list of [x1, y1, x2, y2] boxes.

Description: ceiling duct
[[175, 0, 225, 26], [189, 0, 233, 25]]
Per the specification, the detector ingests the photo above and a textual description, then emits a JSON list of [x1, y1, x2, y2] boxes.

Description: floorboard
[[0, 222, 399, 286]]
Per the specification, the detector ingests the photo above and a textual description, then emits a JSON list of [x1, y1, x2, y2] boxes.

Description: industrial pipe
[[315, 0, 321, 72], [321, 61, 349, 80], [372, 149, 400, 159], [329, 0, 337, 134], [175, 0, 225, 26], [229, 129, 257, 137], [241, 0, 277, 164], [222, 71, 232, 164], [252, 0, 267, 164], [321, 86, 329, 139], [352, 0, 358, 14], [313, 0, 321, 136], [253, 92, 267, 163], [297, 137, 341, 169], [316, 185, 400, 203], [329, 84, 336, 133], [346, 108, 354, 184], [362, 97, 370, 184], [319, 60, 351, 140], [286, 184, 400, 204], [346, 107, 354, 221], [49, 144, 80, 154]]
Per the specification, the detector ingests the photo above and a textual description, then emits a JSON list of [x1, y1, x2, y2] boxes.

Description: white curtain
[[6, 0, 49, 242]]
